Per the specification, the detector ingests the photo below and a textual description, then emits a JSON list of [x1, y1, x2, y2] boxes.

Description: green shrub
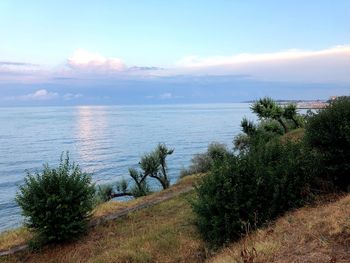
[[192, 139, 316, 247], [109, 143, 173, 199], [305, 96, 350, 190], [95, 184, 114, 203], [16, 153, 95, 245], [180, 142, 229, 178]]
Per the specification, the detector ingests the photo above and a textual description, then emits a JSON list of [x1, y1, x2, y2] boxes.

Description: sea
[[0, 103, 255, 232]]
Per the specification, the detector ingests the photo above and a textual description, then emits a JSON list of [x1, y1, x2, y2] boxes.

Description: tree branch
[[110, 192, 133, 198]]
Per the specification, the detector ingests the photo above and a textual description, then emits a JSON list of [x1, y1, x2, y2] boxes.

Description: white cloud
[[177, 45, 350, 68], [19, 89, 59, 101], [63, 93, 83, 100], [1, 45, 350, 85], [159, 92, 173, 99], [3, 90, 85, 102], [173, 45, 350, 83], [67, 49, 126, 72], [23, 89, 58, 100]]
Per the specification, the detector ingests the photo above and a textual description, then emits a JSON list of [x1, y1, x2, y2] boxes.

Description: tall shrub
[[192, 139, 316, 247], [16, 153, 95, 244], [305, 96, 350, 190]]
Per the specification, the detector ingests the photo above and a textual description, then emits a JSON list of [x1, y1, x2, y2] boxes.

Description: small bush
[[180, 142, 229, 178], [192, 139, 316, 247], [305, 96, 350, 190], [95, 184, 114, 203], [16, 153, 95, 244]]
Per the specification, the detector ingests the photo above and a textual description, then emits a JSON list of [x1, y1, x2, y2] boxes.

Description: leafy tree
[[16, 153, 95, 245], [283, 103, 302, 128], [101, 143, 174, 200], [251, 97, 288, 133], [127, 167, 151, 197], [234, 118, 283, 152], [111, 168, 151, 199], [241, 117, 257, 136], [155, 143, 174, 188]]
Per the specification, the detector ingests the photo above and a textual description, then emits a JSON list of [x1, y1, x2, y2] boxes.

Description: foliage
[[180, 142, 229, 177], [95, 184, 114, 203], [234, 119, 283, 152], [251, 97, 289, 133], [128, 168, 151, 197], [283, 103, 303, 128], [305, 96, 350, 190], [107, 143, 174, 199], [234, 98, 304, 152], [250, 98, 303, 134], [16, 153, 95, 245], [192, 139, 317, 247], [142, 143, 174, 189], [233, 133, 251, 153], [241, 117, 257, 136]]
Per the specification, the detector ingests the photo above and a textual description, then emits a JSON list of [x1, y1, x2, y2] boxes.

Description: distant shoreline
[[242, 99, 329, 109]]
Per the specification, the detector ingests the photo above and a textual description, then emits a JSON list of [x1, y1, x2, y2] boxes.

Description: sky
[[0, 0, 349, 106]]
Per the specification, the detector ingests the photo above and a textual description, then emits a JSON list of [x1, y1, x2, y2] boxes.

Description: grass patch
[[209, 194, 350, 263], [280, 128, 305, 143], [0, 174, 202, 251], [0, 228, 32, 251], [92, 173, 203, 218], [1, 191, 207, 263], [1, 173, 350, 263], [0, 174, 207, 263]]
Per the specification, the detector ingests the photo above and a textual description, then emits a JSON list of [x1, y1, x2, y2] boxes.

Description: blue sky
[[0, 1, 349, 105]]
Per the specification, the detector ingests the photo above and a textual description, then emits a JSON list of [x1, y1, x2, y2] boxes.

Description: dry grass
[[0, 174, 202, 251], [0, 228, 32, 251], [208, 194, 350, 263], [2, 172, 350, 263], [0, 174, 207, 262], [280, 128, 305, 143], [1, 191, 207, 263], [93, 173, 202, 218]]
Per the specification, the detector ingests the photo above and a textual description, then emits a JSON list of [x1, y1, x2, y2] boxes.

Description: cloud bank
[[1, 45, 350, 84], [173, 45, 350, 83], [3, 89, 84, 102], [177, 45, 350, 68], [0, 45, 349, 106]]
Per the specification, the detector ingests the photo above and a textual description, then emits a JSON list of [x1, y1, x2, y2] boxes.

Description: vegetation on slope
[[15, 153, 95, 246], [0, 175, 206, 263], [209, 194, 350, 263], [192, 96, 350, 249], [2, 175, 350, 263], [1, 179, 206, 262]]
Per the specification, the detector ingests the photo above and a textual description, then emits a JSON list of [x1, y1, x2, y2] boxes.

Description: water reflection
[[75, 106, 109, 166]]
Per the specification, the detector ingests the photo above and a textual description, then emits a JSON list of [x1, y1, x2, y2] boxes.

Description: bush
[[192, 139, 316, 247], [95, 184, 114, 203], [180, 142, 229, 178], [305, 96, 350, 190], [16, 153, 95, 244]]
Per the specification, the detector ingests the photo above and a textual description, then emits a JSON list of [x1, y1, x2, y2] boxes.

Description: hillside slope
[[1, 174, 349, 263], [209, 194, 350, 263], [0, 175, 207, 263]]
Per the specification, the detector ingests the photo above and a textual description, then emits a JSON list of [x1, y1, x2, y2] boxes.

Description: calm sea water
[[0, 103, 254, 232]]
